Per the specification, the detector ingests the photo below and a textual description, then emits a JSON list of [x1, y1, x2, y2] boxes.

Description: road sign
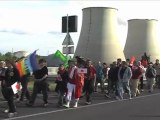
[[62, 33, 74, 45], [62, 46, 74, 54]]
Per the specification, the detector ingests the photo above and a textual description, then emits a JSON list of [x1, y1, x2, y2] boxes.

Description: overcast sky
[[0, 0, 160, 56]]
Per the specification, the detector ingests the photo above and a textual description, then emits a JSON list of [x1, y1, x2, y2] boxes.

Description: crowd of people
[[0, 55, 160, 118]]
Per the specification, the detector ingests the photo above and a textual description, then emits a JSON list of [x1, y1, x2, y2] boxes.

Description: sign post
[[62, 15, 77, 56]]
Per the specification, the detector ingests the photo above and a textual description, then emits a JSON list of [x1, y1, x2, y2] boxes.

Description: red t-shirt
[[68, 67, 77, 84], [131, 66, 142, 79], [87, 65, 96, 79]]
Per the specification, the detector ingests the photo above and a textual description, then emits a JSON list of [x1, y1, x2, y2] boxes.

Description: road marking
[[2, 92, 160, 120]]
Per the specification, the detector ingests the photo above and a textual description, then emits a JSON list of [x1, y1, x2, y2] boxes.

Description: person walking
[[0, 61, 9, 113], [1, 60, 20, 118], [102, 63, 109, 93], [153, 59, 160, 89], [64, 58, 85, 108], [106, 62, 118, 98], [138, 61, 146, 92], [63, 60, 77, 108], [118, 61, 132, 100], [55, 64, 69, 107], [145, 62, 156, 92], [83, 60, 96, 105], [130, 61, 142, 97], [95, 61, 104, 92], [26, 59, 48, 107]]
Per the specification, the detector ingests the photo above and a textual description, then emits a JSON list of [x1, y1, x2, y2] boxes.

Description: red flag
[[130, 56, 136, 65]]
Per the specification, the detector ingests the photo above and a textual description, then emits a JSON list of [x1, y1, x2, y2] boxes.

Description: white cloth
[[69, 66, 77, 79]]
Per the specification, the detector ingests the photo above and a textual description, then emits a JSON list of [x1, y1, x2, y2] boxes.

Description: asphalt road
[[1, 89, 160, 120]]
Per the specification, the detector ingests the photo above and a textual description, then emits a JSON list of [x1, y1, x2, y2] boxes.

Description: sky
[[0, 0, 160, 56]]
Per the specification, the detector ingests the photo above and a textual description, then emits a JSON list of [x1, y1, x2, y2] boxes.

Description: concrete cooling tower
[[124, 19, 160, 62], [14, 51, 29, 58], [75, 7, 125, 63]]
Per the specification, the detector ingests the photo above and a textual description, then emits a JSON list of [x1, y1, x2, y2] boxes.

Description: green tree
[[4, 52, 13, 60], [0, 52, 5, 61]]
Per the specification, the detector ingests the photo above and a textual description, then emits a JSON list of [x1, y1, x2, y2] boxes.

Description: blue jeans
[[118, 81, 131, 99]]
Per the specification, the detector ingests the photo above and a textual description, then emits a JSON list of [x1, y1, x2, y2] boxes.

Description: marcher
[[0, 61, 8, 113], [55, 64, 68, 107], [138, 61, 146, 92], [26, 59, 48, 107], [106, 60, 121, 100], [153, 59, 160, 89], [63, 60, 77, 108], [83, 60, 96, 105], [130, 61, 142, 97], [74, 56, 85, 107], [1, 60, 20, 118], [102, 63, 109, 93], [145, 62, 156, 92], [64, 57, 85, 108], [95, 61, 104, 92], [118, 61, 132, 100], [106, 62, 117, 98]]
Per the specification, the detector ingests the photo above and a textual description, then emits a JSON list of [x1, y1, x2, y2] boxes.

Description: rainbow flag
[[16, 50, 39, 77]]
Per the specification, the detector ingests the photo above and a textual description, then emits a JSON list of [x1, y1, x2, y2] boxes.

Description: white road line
[[2, 92, 160, 120]]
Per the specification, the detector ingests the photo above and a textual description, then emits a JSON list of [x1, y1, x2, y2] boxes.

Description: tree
[[4, 52, 14, 60], [0, 52, 5, 61]]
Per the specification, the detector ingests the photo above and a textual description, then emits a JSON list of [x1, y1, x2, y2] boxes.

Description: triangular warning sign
[[62, 33, 74, 45]]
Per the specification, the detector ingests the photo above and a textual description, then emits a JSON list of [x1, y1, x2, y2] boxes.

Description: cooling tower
[[75, 7, 125, 63], [124, 19, 160, 62], [14, 51, 29, 58]]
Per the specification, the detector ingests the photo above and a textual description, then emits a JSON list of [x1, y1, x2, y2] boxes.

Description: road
[[0, 89, 160, 120]]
